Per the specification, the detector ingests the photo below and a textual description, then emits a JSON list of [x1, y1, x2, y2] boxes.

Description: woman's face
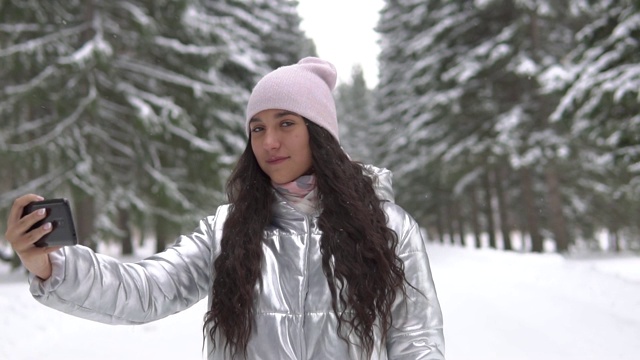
[[249, 109, 313, 184]]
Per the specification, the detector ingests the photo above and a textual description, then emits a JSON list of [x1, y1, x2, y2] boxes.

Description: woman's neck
[[272, 174, 318, 214]]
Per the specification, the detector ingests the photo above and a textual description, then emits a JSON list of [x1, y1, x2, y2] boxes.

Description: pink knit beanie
[[245, 57, 340, 142]]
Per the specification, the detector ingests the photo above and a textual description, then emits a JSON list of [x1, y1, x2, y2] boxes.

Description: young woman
[[5, 57, 445, 359]]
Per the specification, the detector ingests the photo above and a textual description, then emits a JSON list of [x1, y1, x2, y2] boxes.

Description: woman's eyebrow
[[274, 111, 298, 118], [250, 111, 298, 123]]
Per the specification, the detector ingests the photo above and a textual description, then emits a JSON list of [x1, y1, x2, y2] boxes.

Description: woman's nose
[[262, 129, 280, 150]]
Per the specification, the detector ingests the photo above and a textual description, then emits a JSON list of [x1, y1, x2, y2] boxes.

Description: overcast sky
[[297, 0, 384, 87]]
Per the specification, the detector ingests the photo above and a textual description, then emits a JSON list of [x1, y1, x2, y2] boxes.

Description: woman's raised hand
[[5, 194, 60, 279]]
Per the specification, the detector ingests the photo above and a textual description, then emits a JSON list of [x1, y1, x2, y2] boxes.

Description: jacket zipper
[[299, 214, 312, 359]]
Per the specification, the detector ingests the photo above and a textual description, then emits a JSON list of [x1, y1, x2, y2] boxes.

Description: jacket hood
[[272, 164, 396, 221], [363, 164, 395, 203]]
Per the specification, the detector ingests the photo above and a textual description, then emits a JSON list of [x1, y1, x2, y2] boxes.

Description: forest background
[[1, 0, 639, 264]]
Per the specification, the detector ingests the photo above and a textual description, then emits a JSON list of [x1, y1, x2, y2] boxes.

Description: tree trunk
[[609, 229, 620, 252], [154, 215, 172, 253], [520, 168, 543, 252], [494, 166, 513, 251], [545, 165, 570, 253], [68, 2, 98, 251], [482, 171, 497, 249], [419, 215, 435, 243], [454, 200, 466, 247], [446, 196, 456, 245], [469, 185, 482, 248], [73, 194, 97, 250], [118, 207, 133, 255], [435, 194, 445, 244]]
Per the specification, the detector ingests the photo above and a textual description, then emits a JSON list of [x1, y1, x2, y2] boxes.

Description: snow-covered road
[[1, 244, 638, 360], [428, 245, 640, 360]]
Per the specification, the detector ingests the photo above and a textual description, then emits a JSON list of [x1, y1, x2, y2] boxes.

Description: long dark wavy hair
[[203, 121, 408, 358]]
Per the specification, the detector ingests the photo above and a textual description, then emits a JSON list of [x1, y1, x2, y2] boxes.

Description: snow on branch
[[84, 124, 136, 158], [114, 58, 241, 98], [182, 4, 233, 35], [0, 168, 69, 208], [153, 36, 223, 56], [611, 12, 640, 41], [58, 33, 113, 65], [120, 83, 186, 130], [0, 23, 57, 33], [0, 24, 88, 58], [610, 65, 640, 103], [125, 96, 163, 133], [118, 2, 157, 30], [0, 114, 56, 145], [166, 123, 222, 154], [3, 65, 56, 95], [3, 85, 97, 152], [453, 167, 483, 196], [144, 164, 193, 210]]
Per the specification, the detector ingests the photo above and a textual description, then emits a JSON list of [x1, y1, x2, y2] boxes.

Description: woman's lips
[[266, 156, 288, 165]]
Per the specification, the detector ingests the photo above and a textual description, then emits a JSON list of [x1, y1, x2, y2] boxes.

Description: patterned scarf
[[272, 174, 319, 215]]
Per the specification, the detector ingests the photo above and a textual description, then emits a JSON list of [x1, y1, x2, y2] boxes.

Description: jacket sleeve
[[385, 203, 445, 359], [29, 210, 224, 325]]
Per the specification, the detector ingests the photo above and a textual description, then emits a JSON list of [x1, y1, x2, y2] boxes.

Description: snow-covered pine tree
[[376, 0, 465, 237], [237, 0, 316, 70], [545, 0, 640, 251], [0, 0, 313, 251], [376, 0, 582, 252], [336, 65, 376, 164]]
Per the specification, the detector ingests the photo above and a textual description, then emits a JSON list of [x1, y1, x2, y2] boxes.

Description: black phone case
[[22, 198, 78, 247]]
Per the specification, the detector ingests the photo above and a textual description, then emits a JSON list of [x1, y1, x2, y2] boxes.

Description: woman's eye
[[281, 121, 294, 127], [250, 126, 264, 133]]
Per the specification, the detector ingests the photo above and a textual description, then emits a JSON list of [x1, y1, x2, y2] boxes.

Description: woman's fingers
[[7, 207, 47, 242], [5, 194, 48, 251], [7, 194, 44, 227], [10, 222, 52, 253], [26, 221, 53, 246], [18, 243, 59, 259], [5, 195, 57, 279]]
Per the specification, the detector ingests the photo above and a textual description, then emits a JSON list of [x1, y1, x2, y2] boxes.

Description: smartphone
[[22, 198, 78, 248]]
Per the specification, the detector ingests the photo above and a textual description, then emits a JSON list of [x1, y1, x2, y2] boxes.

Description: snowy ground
[[1, 243, 639, 360]]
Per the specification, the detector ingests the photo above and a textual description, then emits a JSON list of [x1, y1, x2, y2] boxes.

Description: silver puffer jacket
[[30, 166, 445, 359]]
